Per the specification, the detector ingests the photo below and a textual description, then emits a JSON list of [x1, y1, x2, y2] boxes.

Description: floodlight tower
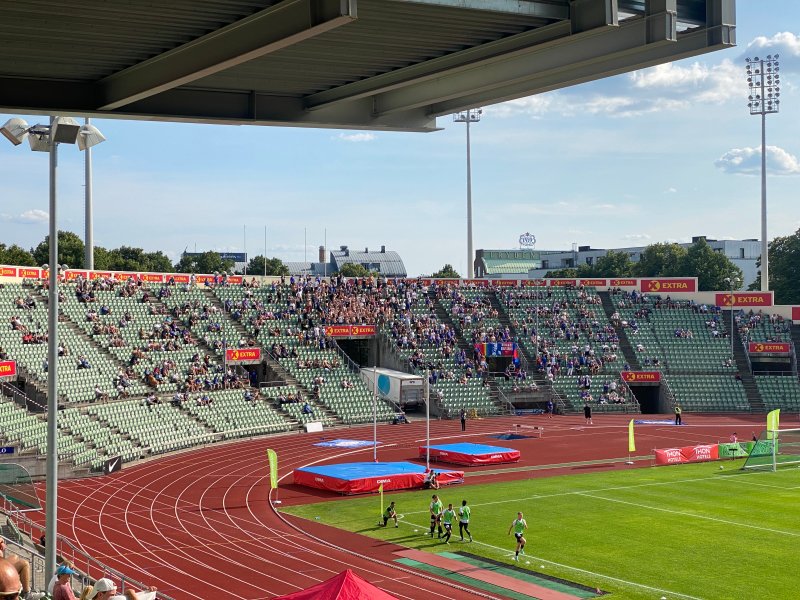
[[745, 54, 780, 292], [1, 115, 106, 578], [453, 108, 482, 279]]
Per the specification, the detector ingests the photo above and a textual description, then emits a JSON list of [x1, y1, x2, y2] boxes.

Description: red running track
[[30, 413, 773, 599]]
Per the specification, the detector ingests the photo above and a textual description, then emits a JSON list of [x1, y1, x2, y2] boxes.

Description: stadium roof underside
[[0, 0, 735, 132]]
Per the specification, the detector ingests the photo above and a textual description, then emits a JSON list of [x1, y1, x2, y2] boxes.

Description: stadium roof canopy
[[0, 0, 734, 132]]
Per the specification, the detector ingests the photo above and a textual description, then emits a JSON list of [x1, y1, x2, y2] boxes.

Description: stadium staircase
[[599, 291, 641, 370], [731, 322, 765, 413], [488, 292, 566, 414]]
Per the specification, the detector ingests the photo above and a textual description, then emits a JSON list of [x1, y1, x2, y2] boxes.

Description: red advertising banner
[[715, 292, 773, 308], [18, 268, 40, 279], [116, 272, 138, 281], [64, 271, 88, 281], [433, 279, 457, 286], [420, 279, 432, 286], [171, 274, 191, 284], [0, 360, 17, 379], [463, 279, 488, 287], [549, 279, 576, 287], [620, 371, 662, 383], [0, 267, 17, 277], [351, 324, 377, 337], [225, 347, 261, 363], [521, 279, 547, 287], [794, 307, 800, 321], [195, 275, 214, 284], [641, 278, 697, 293], [655, 444, 719, 466], [228, 276, 243, 284], [749, 342, 791, 354], [139, 273, 164, 283], [326, 325, 353, 338], [88, 271, 112, 280], [611, 278, 637, 287], [579, 279, 607, 287], [491, 279, 518, 287]]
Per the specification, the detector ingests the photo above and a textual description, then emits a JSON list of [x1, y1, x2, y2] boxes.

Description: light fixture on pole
[[453, 108, 482, 279], [1, 115, 106, 580], [81, 118, 106, 270], [745, 54, 780, 292]]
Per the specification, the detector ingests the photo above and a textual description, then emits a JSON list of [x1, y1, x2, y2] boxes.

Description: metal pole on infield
[[373, 366, 378, 462], [425, 368, 430, 470]]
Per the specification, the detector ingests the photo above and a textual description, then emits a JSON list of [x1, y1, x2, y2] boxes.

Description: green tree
[[337, 263, 371, 277], [749, 228, 800, 304], [633, 243, 687, 277], [174, 251, 234, 274], [591, 250, 634, 278], [544, 268, 578, 278], [0, 244, 37, 267], [682, 237, 743, 291], [100, 246, 173, 273], [31, 230, 85, 268], [246, 255, 289, 276], [431, 264, 460, 278]]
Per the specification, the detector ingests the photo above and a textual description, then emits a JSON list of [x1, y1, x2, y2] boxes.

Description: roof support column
[[706, 0, 736, 46], [570, 0, 618, 33], [646, 0, 677, 43]]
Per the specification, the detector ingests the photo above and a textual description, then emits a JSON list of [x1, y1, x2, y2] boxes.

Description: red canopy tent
[[272, 569, 400, 600]]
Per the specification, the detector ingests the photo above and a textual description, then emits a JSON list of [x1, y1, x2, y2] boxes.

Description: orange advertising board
[[225, 347, 262, 363], [549, 279, 576, 287], [641, 278, 697, 293], [351, 324, 377, 337], [491, 279, 518, 287], [0, 267, 17, 277], [0, 360, 17, 379], [89, 271, 111, 280], [18, 268, 40, 278], [620, 371, 661, 383], [521, 279, 547, 287], [610, 278, 637, 287], [748, 342, 791, 354], [228, 276, 243, 284], [171, 274, 191, 283], [64, 271, 88, 281], [326, 325, 353, 337], [715, 292, 773, 308], [463, 279, 488, 287], [139, 273, 164, 283], [579, 279, 607, 287]]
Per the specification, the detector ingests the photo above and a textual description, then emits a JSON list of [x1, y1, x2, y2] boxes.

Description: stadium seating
[[756, 374, 800, 412]]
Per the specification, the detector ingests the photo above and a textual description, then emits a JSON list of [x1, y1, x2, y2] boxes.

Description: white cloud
[[742, 32, 800, 68], [622, 234, 651, 242], [487, 96, 553, 118], [336, 133, 376, 142], [1, 209, 49, 224], [715, 145, 800, 176], [664, 187, 677, 194]]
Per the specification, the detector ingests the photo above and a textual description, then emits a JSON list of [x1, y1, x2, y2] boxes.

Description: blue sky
[[1, 0, 799, 276]]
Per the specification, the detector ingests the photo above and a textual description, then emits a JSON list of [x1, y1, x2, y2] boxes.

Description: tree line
[[2, 230, 798, 304]]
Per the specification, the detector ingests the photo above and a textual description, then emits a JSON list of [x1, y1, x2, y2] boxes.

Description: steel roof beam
[[386, 0, 569, 19], [97, 0, 358, 111], [373, 0, 733, 116]]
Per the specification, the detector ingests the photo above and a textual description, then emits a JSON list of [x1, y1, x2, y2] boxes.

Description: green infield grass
[[282, 460, 800, 599]]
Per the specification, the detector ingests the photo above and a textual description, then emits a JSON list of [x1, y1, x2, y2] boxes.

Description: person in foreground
[[0, 538, 32, 599], [508, 511, 527, 562], [0, 557, 21, 599], [53, 564, 78, 600]]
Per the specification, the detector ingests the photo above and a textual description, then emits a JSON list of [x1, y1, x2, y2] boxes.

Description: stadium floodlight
[[0, 117, 30, 145], [745, 54, 780, 292], [724, 276, 740, 357], [453, 108, 482, 279], [80, 118, 108, 270], [1, 114, 106, 580]]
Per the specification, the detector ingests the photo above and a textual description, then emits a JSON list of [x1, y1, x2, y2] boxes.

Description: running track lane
[[30, 413, 764, 599]]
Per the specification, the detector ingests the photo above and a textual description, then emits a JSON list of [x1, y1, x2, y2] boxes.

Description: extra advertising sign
[[491, 279, 518, 287], [139, 273, 164, 283], [225, 348, 262, 364], [579, 279, 607, 287], [640, 278, 697, 293], [521, 279, 547, 287], [549, 279, 576, 287], [325, 325, 377, 338], [610, 278, 637, 287], [715, 292, 773, 308], [655, 444, 719, 466], [620, 371, 661, 384], [18, 268, 40, 278], [0, 361, 17, 379], [64, 271, 88, 281], [463, 279, 488, 287], [0, 267, 17, 277], [749, 342, 791, 354]]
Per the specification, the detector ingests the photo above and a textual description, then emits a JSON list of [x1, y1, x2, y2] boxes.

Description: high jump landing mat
[[419, 442, 520, 466], [293, 462, 464, 495]]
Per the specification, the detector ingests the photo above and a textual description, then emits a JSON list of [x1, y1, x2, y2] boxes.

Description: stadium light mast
[[724, 276, 740, 358], [745, 54, 780, 292], [1, 115, 106, 579], [82, 117, 106, 270], [453, 108, 482, 279]]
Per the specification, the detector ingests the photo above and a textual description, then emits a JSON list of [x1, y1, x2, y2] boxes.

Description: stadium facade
[[286, 245, 407, 278], [476, 236, 760, 289]]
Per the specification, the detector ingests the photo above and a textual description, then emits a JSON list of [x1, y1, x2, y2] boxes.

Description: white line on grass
[[576, 492, 800, 537]]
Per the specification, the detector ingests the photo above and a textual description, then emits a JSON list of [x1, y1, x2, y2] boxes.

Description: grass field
[[283, 460, 800, 600]]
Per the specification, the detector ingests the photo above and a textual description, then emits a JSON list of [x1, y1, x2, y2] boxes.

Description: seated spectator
[[424, 470, 439, 490], [76, 355, 91, 369], [302, 401, 314, 416], [93, 385, 108, 403], [0, 539, 32, 600]]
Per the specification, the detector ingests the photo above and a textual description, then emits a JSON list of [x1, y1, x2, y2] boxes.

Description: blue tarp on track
[[420, 443, 521, 465]]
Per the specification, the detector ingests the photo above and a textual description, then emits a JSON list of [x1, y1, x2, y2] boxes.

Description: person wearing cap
[[87, 578, 115, 600], [53, 564, 78, 600], [0, 557, 22, 599]]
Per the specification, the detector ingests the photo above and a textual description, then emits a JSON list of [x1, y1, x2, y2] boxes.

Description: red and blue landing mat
[[419, 442, 521, 466], [293, 462, 464, 495]]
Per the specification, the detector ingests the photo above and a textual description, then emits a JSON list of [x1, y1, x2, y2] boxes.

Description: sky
[[1, 0, 799, 277]]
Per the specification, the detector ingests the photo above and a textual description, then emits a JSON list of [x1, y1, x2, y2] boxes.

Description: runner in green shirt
[[441, 503, 456, 544], [429, 494, 444, 538], [507, 511, 528, 562], [458, 499, 473, 542]]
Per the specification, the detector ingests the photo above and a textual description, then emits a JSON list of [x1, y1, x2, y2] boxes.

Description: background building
[[286, 245, 407, 278]]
